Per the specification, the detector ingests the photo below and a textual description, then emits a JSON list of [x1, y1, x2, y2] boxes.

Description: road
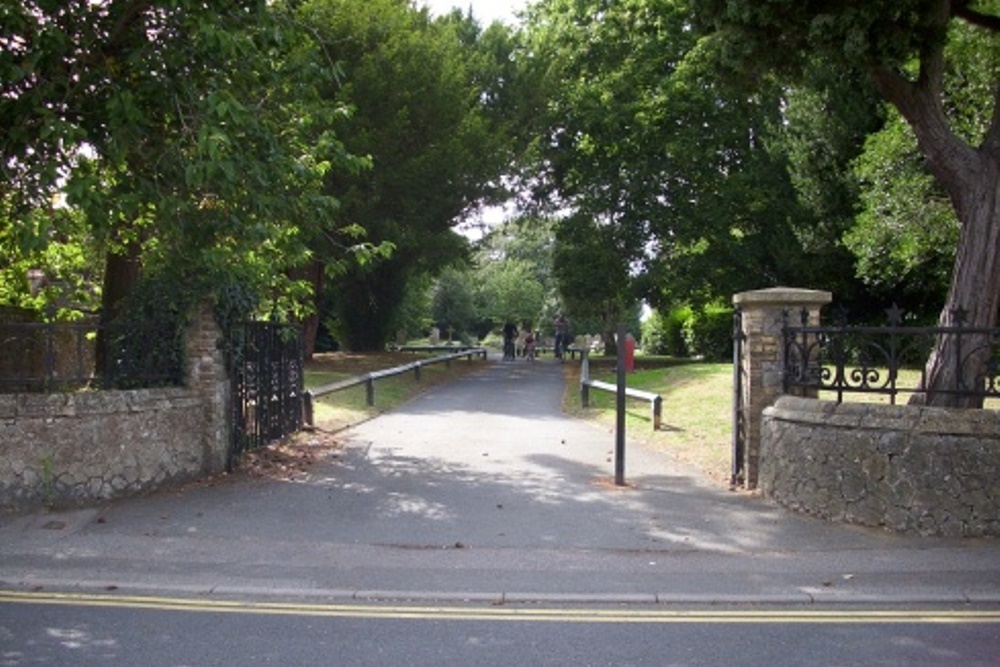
[[2, 591, 999, 666]]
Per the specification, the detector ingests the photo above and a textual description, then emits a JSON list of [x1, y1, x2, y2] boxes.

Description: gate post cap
[[733, 287, 832, 308]]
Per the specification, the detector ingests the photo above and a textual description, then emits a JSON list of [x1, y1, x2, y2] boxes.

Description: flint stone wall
[[761, 396, 1000, 537], [0, 304, 229, 511]]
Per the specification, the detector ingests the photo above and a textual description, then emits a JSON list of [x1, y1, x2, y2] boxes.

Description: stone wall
[[761, 396, 1000, 537], [0, 303, 230, 511]]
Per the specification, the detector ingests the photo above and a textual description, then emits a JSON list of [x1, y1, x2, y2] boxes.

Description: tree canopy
[[302, 0, 519, 350], [1, 0, 359, 324], [517, 0, 871, 320], [3, 0, 998, 398]]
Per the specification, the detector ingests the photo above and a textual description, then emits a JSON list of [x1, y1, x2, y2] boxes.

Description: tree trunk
[[95, 242, 143, 376], [870, 45, 1000, 408], [914, 157, 1000, 408], [291, 259, 325, 361]]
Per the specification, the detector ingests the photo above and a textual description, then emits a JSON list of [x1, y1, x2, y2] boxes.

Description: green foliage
[[431, 266, 478, 339], [387, 273, 434, 343], [471, 216, 560, 334], [0, 204, 102, 317], [521, 0, 865, 316], [846, 115, 957, 302], [692, 0, 953, 76], [1, 1, 357, 328], [477, 259, 546, 330], [642, 305, 693, 357], [842, 14, 997, 310], [303, 0, 517, 349], [551, 212, 636, 345], [98, 272, 199, 388], [99, 269, 260, 388], [681, 303, 733, 362]]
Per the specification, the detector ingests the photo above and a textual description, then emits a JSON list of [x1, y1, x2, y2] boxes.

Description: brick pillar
[[732, 287, 831, 489], [184, 300, 230, 475]]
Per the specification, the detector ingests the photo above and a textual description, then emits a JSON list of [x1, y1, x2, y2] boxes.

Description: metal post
[[615, 323, 626, 486], [303, 391, 314, 427], [366, 375, 375, 406]]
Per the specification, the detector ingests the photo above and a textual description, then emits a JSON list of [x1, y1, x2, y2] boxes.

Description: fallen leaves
[[234, 430, 344, 482]]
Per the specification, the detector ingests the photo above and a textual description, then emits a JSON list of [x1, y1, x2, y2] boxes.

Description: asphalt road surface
[[1, 592, 998, 666]]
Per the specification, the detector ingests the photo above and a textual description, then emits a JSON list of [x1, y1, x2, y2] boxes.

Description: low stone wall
[[0, 303, 230, 512], [761, 396, 1000, 537], [0, 388, 225, 509]]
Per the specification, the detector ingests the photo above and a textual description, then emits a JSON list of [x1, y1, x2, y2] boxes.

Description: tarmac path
[[0, 356, 998, 604]]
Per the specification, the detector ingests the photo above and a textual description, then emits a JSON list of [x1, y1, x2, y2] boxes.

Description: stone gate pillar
[[184, 299, 231, 475], [732, 287, 831, 489]]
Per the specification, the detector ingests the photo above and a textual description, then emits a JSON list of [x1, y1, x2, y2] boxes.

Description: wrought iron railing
[[0, 319, 183, 393], [782, 305, 1000, 405]]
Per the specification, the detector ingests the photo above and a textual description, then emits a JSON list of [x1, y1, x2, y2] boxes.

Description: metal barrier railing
[[0, 319, 182, 392], [302, 347, 487, 425], [578, 351, 662, 430]]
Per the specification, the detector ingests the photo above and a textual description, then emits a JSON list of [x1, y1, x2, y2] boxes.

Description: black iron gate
[[229, 321, 304, 470]]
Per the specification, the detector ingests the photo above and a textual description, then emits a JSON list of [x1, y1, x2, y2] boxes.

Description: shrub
[[642, 305, 693, 357], [682, 303, 733, 362]]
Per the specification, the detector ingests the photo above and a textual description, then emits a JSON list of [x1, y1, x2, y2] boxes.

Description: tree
[[846, 112, 957, 312], [765, 61, 894, 320], [843, 15, 997, 317], [477, 258, 546, 329], [471, 216, 559, 332], [518, 0, 867, 323], [300, 0, 517, 350], [1, 1, 358, 368], [431, 266, 478, 341], [692, 0, 1000, 406], [552, 213, 636, 354]]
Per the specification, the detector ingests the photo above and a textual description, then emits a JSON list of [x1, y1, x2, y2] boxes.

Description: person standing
[[553, 313, 570, 359], [502, 321, 518, 361]]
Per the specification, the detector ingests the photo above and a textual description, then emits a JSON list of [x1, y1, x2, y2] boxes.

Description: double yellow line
[[2, 590, 999, 624]]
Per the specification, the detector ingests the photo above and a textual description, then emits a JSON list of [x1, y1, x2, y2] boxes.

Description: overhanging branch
[[953, 2, 1000, 31]]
